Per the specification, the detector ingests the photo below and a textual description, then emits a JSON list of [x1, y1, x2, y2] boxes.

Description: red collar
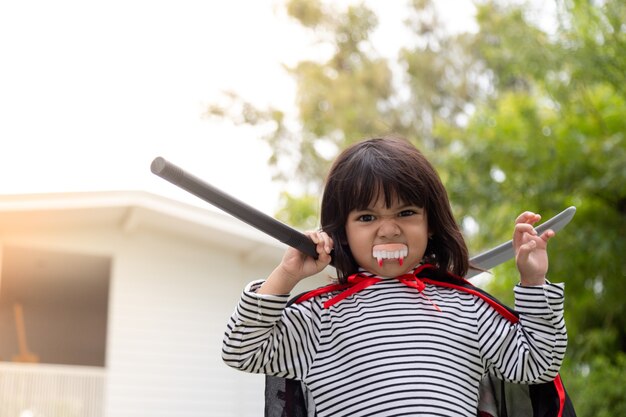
[[296, 264, 442, 311]]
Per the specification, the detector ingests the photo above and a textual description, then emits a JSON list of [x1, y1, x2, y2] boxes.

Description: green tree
[[209, 1, 626, 413], [208, 0, 478, 227], [437, 1, 626, 415]]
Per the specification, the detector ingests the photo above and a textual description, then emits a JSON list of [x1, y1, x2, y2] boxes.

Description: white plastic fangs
[[372, 243, 409, 267]]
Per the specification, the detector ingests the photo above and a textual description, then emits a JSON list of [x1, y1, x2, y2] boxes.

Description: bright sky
[[0, 0, 477, 215]]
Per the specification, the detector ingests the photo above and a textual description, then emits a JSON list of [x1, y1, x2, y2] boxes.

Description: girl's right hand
[[257, 230, 334, 295]]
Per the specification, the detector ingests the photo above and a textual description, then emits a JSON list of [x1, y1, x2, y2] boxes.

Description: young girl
[[222, 136, 567, 417]]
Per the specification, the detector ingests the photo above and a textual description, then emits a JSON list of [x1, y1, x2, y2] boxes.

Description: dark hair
[[320, 136, 468, 282]]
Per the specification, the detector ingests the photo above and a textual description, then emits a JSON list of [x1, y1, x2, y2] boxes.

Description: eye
[[357, 214, 375, 222], [398, 209, 416, 217]]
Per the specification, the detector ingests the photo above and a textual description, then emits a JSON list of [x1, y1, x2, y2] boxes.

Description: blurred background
[[209, 1, 626, 414], [1, 0, 625, 416]]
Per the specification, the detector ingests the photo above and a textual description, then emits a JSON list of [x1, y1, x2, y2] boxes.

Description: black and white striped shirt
[[223, 277, 567, 417]]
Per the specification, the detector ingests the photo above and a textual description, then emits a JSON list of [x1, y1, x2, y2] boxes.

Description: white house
[[0, 191, 330, 417]]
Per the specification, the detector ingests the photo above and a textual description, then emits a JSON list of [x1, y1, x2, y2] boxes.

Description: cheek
[[344, 223, 361, 244], [347, 233, 365, 254], [409, 226, 430, 252], [346, 230, 370, 260]]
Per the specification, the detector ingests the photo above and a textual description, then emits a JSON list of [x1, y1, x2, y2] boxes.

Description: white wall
[[104, 225, 332, 417], [104, 225, 276, 417], [0, 197, 334, 417]]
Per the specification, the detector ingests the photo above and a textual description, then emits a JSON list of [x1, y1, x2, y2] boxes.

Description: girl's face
[[345, 193, 429, 278]]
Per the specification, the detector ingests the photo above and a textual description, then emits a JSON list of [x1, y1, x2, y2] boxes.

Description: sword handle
[[151, 157, 320, 260]]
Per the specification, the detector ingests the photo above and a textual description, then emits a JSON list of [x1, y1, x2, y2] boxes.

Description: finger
[[311, 230, 333, 256], [516, 239, 537, 264], [539, 228, 555, 243], [514, 223, 537, 235], [513, 223, 537, 248], [309, 231, 321, 246], [318, 231, 333, 255], [515, 211, 541, 225]]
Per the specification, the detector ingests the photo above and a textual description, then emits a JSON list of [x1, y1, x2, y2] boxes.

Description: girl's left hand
[[513, 211, 555, 286]]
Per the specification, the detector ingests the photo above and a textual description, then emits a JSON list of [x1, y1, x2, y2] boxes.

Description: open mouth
[[372, 243, 408, 267]]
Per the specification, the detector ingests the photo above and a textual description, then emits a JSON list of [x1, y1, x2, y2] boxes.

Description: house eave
[[0, 190, 288, 262]]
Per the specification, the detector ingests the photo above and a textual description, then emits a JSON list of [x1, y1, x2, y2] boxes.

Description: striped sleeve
[[221, 280, 320, 380], [477, 282, 567, 384]]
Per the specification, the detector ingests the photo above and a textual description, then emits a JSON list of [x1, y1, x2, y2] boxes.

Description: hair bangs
[[344, 160, 429, 212]]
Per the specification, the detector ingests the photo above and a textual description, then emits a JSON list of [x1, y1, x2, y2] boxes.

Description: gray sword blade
[[466, 206, 576, 278]]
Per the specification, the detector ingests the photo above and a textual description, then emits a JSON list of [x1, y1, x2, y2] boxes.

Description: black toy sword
[[150, 157, 576, 279]]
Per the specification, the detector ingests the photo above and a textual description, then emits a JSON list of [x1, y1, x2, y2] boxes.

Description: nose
[[377, 217, 401, 238]]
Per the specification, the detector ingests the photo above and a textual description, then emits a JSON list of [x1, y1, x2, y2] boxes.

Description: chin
[[373, 262, 412, 278]]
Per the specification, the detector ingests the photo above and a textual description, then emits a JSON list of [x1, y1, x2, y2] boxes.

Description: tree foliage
[[209, 1, 626, 414]]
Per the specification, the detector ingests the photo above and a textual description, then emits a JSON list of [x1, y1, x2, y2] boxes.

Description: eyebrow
[[353, 204, 424, 213]]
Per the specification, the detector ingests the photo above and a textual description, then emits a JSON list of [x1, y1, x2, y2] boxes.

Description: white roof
[[0, 190, 288, 261]]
